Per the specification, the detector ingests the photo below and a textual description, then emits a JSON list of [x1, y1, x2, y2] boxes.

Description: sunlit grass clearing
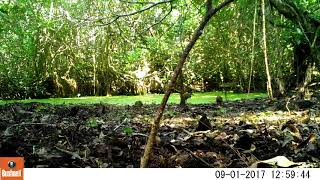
[[0, 92, 267, 105]]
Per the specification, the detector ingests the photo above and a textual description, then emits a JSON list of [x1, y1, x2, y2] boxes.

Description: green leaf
[[123, 127, 134, 135], [86, 117, 98, 128]]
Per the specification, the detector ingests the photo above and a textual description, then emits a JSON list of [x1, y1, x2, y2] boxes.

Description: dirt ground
[[0, 98, 319, 167]]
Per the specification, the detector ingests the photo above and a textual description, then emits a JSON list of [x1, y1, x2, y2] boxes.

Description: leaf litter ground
[[0, 98, 319, 167]]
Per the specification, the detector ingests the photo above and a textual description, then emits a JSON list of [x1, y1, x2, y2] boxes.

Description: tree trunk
[[178, 73, 187, 106], [269, 0, 320, 95], [247, 0, 257, 94], [140, 0, 236, 168], [262, 0, 273, 98]]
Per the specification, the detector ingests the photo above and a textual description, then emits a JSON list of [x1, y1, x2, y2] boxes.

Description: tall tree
[[262, 0, 273, 98], [248, 0, 257, 94]]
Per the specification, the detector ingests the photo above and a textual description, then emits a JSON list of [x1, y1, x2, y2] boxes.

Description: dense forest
[[0, 0, 318, 100], [0, 0, 320, 169]]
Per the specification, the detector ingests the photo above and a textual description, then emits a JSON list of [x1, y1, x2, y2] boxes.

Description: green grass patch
[[0, 92, 267, 105]]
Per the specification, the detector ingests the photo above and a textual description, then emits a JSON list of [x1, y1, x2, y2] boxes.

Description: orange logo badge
[[0, 157, 24, 180]]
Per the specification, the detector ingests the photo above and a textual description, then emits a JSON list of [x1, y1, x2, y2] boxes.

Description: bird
[[216, 96, 223, 105], [196, 113, 211, 131]]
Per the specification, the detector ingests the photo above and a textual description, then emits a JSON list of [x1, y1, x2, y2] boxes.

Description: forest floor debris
[[0, 98, 319, 167]]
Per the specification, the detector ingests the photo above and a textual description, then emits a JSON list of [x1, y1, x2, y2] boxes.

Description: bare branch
[[99, 0, 175, 26], [141, 2, 173, 33], [119, 0, 155, 5], [118, 0, 174, 17], [207, 0, 235, 15]]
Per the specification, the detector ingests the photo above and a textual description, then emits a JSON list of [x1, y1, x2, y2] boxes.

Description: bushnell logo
[[0, 157, 24, 180], [8, 161, 16, 169]]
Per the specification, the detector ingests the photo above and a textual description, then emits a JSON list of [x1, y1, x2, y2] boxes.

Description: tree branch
[[118, 0, 174, 17], [141, 3, 173, 33], [119, 0, 155, 5], [140, 0, 236, 168], [99, 0, 175, 26]]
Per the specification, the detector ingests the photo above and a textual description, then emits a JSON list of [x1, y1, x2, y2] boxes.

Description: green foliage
[[86, 117, 99, 128], [122, 127, 134, 135], [0, 0, 318, 99]]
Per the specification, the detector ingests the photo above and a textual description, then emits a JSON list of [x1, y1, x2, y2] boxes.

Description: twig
[[55, 146, 83, 161], [170, 144, 179, 153], [221, 139, 249, 167], [286, 98, 291, 113], [113, 118, 128, 131], [132, 132, 149, 137], [184, 148, 214, 168], [64, 135, 74, 150], [4, 123, 57, 136]]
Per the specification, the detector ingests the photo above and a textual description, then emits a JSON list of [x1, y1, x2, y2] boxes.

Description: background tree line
[[0, 0, 319, 99]]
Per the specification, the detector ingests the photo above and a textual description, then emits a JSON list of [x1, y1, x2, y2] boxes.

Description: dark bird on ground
[[196, 113, 211, 131], [216, 96, 223, 105]]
